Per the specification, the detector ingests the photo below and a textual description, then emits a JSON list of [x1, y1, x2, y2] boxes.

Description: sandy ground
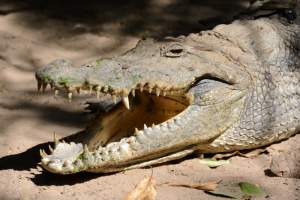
[[0, 1, 299, 199]]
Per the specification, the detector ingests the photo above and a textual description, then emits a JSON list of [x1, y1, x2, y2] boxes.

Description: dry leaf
[[124, 176, 156, 200], [212, 151, 239, 160], [212, 149, 267, 160], [240, 149, 267, 158], [167, 180, 221, 191]]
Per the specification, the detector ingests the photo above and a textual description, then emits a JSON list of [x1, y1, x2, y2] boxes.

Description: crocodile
[[35, 17, 300, 174]]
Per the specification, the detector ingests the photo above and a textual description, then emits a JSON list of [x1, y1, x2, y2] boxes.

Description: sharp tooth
[[68, 92, 73, 102], [103, 86, 108, 93], [39, 149, 44, 158], [139, 84, 144, 92], [135, 128, 139, 134], [54, 90, 59, 97], [53, 132, 58, 148], [48, 145, 54, 153], [112, 95, 117, 104], [39, 149, 48, 158], [144, 124, 147, 129], [84, 144, 90, 154], [96, 146, 103, 152], [152, 123, 155, 128], [96, 86, 101, 99], [122, 96, 130, 109], [149, 87, 152, 94], [131, 89, 135, 97], [156, 88, 160, 96], [163, 90, 167, 96]]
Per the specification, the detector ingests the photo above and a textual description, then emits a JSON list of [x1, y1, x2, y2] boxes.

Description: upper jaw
[[35, 59, 196, 108]]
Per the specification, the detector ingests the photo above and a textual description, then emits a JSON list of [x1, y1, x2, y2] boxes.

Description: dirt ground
[[0, 1, 299, 199]]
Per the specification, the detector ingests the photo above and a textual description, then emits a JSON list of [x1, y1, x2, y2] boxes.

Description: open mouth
[[37, 76, 195, 173], [84, 87, 190, 151]]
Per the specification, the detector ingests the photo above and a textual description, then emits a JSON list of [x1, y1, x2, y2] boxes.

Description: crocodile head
[[36, 18, 300, 174]]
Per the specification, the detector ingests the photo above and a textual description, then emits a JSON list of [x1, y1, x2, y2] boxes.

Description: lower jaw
[[79, 105, 203, 173]]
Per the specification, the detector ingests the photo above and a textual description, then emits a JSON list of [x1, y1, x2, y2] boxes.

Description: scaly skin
[[35, 17, 300, 174]]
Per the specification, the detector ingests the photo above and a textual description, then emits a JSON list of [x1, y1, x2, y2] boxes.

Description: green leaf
[[206, 181, 243, 199], [206, 181, 266, 199], [199, 158, 230, 168], [238, 182, 265, 196], [96, 59, 103, 65]]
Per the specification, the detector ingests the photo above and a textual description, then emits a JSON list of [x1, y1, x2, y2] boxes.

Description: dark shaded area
[[0, 142, 51, 171], [0, 92, 94, 136], [31, 170, 101, 186], [8, 89, 116, 125], [0, 100, 88, 127], [264, 169, 279, 177], [0, 0, 249, 38]]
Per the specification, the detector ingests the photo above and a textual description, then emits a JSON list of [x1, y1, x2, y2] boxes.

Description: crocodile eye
[[161, 43, 186, 57], [170, 48, 183, 54]]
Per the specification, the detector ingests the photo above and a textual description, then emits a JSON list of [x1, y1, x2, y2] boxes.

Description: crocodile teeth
[[131, 89, 135, 97], [103, 86, 109, 93], [112, 95, 117, 104], [68, 92, 73, 102], [96, 86, 101, 99], [122, 96, 130, 110], [156, 88, 160, 96], [39, 149, 48, 158], [54, 90, 59, 97], [84, 144, 90, 154], [53, 132, 58, 148], [135, 128, 139, 134], [139, 84, 144, 92], [48, 145, 54, 153]]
